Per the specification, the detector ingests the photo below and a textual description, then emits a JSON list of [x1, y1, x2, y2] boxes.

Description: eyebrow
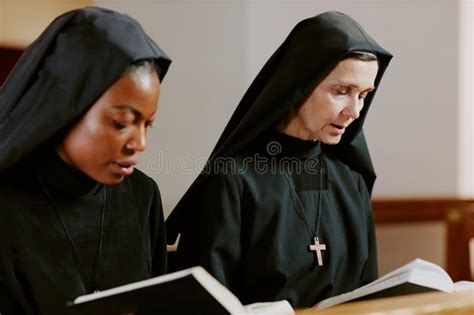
[[112, 104, 143, 119], [111, 104, 157, 122], [333, 80, 375, 92], [112, 104, 160, 120]]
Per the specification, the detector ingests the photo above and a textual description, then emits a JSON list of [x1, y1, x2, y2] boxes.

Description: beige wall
[[0, 0, 91, 47], [459, 0, 474, 197]]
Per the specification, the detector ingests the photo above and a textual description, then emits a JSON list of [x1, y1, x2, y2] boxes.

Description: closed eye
[[113, 121, 127, 130], [360, 87, 375, 100]]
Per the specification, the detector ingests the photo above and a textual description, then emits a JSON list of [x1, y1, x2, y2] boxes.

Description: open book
[[68, 266, 293, 315], [316, 258, 474, 309]]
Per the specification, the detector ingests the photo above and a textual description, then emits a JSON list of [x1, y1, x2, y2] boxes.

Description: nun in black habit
[[166, 11, 392, 308], [0, 7, 171, 315]]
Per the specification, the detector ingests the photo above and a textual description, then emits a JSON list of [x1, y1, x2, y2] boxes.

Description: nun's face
[[281, 58, 378, 144], [57, 69, 161, 184]]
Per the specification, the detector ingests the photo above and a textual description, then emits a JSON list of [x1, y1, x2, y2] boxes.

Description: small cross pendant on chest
[[309, 236, 326, 266]]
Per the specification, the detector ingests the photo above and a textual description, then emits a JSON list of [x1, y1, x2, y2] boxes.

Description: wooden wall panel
[[372, 198, 474, 281]]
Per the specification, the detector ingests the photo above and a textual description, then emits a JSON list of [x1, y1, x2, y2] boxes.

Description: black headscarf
[[0, 7, 171, 172], [166, 11, 392, 241]]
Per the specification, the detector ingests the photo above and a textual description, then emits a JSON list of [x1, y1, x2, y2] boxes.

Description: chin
[[109, 176, 126, 185], [321, 136, 342, 145], [96, 174, 125, 185]]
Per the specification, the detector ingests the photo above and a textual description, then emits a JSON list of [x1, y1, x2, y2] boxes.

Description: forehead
[[324, 58, 379, 88], [91, 71, 160, 118]]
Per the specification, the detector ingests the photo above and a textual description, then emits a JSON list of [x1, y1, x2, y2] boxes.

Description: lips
[[113, 160, 137, 176], [329, 123, 347, 135], [331, 123, 346, 130]]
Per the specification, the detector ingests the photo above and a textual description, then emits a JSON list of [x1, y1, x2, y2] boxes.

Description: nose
[[342, 97, 362, 120], [126, 126, 147, 153]]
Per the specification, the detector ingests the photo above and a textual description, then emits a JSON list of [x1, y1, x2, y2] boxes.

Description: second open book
[[315, 258, 474, 309]]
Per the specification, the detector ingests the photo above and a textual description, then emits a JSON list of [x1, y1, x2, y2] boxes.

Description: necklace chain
[[283, 155, 323, 238], [37, 175, 106, 291]]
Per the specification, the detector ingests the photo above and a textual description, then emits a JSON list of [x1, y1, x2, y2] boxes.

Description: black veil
[[0, 7, 171, 172]]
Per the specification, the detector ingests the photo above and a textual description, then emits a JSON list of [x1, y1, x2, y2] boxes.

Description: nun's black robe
[[173, 132, 377, 307], [0, 150, 166, 315], [167, 11, 392, 308]]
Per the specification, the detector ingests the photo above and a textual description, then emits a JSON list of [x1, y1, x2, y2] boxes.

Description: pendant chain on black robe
[[283, 154, 326, 266], [37, 175, 106, 292]]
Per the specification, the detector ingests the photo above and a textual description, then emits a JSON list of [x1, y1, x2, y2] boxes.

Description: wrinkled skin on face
[[281, 58, 378, 144]]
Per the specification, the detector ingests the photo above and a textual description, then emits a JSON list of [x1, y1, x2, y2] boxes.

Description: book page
[[453, 281, 474, 292], [242, 300, 294, 315], [315, 258, 455, 309], [409, 268, 454, 292], [362, 259, 451, 291], [315, 272, 412, 309], [73, 267, 201, 304]]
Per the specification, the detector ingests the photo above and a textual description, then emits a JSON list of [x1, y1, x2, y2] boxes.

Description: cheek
[[301, 102, 335, 127], [78, 122, 106, 149], [311, 93, 339, 117], [66, 122, 117, 162], [323, 100, 348, 123]]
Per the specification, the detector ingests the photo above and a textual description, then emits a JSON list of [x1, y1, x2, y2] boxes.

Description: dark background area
[[1, 47, 24, 85]]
